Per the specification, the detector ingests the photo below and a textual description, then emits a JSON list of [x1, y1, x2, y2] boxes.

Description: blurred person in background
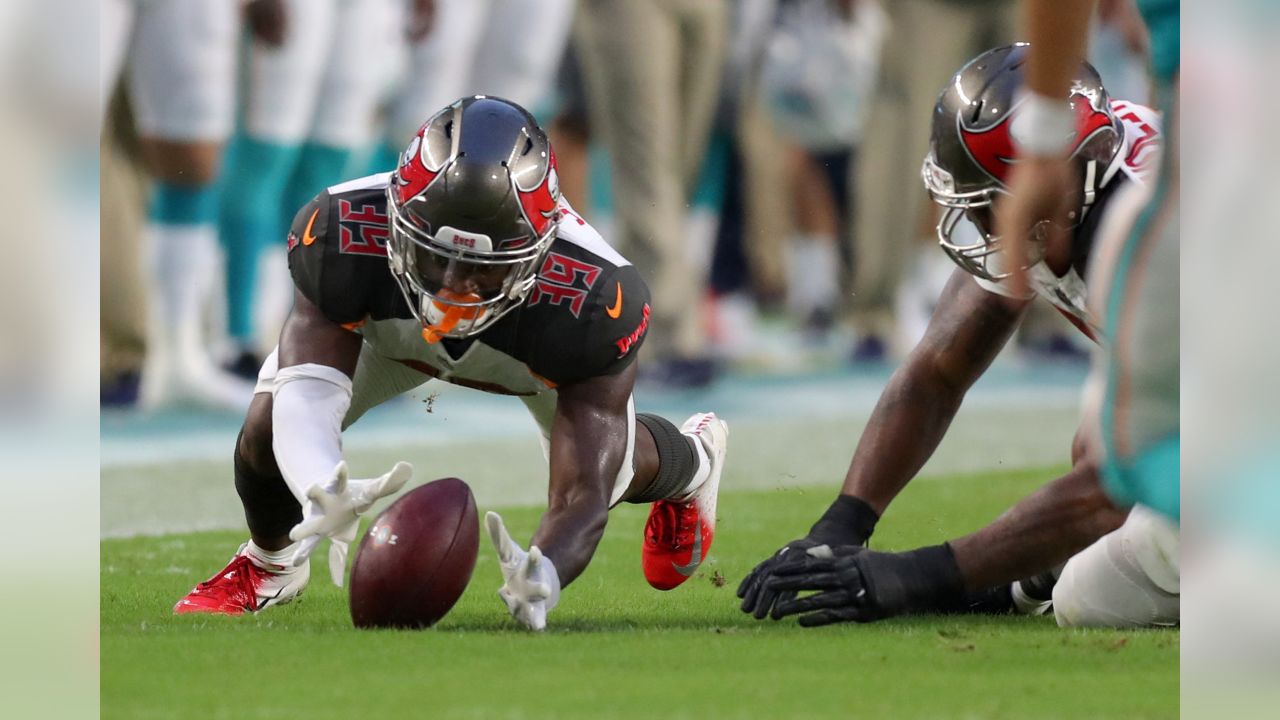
[[102, 0, 254, 408], [697, 0, 789, 362], [101, 91, 151, 407], [384, 0, 576, 154], [545, 45, 593, 216], [738, 45, 1178, 630], [1180, 3, 1280, 691], [1089, 0, 1151, 103], [846, 0, 1014, 361], [574, 0, 729, 388], [219, 0, 411, 379], [759, 0, 886, 341]]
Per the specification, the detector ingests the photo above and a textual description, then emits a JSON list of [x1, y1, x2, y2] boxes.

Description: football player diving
[[738, 44, 1178, 628], [174, 97, 729, 630]]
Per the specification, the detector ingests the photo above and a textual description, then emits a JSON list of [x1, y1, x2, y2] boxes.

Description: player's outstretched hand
[[765, 544, 962, 626], [486, 512, 561, 631], [289, 461, 413, 587], [739, 495, 881, 619], [762, 545, 881, 625], [737, 536, 827, 619]]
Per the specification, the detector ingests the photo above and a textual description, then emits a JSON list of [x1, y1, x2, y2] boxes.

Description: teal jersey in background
[[1137, 0, 1180, 82]]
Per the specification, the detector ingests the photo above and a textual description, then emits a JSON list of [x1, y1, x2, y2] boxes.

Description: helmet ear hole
[[969, 100, 984, 124]]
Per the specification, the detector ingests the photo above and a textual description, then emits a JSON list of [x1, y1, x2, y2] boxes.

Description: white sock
[[245, 540, 299, 573], [786, 235, 840, 316], [151, 221, 219, 369], [254, 247, 292, 353], [675, 434, 712, 500]]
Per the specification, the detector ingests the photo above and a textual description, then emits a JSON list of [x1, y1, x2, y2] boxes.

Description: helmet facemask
[[386, 202, 554, 341], [921, 43, 1122, 284], [923, 153, 1057, 281]]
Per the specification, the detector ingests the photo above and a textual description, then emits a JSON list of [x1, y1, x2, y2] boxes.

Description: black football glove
[[764, 543, 965, 626], [737, 495, 879, 619]]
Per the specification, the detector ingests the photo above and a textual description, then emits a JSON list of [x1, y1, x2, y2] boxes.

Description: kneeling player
[[174, 97, 729, 630], [738, 45, 1177, 628]]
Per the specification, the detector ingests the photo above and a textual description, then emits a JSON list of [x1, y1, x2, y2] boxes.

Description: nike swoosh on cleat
[[255, 586, 287, 612], [672, 527, 703, 577]]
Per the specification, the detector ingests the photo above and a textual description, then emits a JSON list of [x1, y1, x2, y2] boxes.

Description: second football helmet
[[921, 43, 1122, 281]]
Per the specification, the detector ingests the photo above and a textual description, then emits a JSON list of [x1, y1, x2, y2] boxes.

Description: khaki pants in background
[[848, 0, 1014, 338], [101, 93, 151, 381], [574, 0, 728, 359], [735, 74, 791, 302]]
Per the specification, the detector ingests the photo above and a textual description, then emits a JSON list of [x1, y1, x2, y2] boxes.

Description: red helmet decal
[[958, 112, 1016, 184], [392, 126, 440, 206], [1069, 91, 1115, 152], [516, 146, 560, 238], [959, 91, 1114, 185]]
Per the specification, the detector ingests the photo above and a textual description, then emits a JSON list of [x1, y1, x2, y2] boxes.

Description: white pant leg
[[1054, 504, 1181, 628], [388, 0, 491, 141], [519, 391, 636, 506], [256, 344, 433, 429], [243, 0, 340, 143], [310, 0, 403, 147], [127, 0, 239, 141], [472, 0, 577, 110]]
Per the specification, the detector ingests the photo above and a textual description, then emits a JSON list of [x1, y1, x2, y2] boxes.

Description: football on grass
[[349, 477, 479, 629]]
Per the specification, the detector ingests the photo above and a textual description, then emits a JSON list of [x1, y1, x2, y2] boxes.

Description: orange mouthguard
[[421, 291, 484, 344]]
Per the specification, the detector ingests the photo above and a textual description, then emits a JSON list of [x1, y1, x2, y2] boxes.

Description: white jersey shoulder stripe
[[554, 198, 631, 267], [327, 172, 393, 195]]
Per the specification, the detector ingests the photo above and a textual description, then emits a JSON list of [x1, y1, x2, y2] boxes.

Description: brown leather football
[[349, 477, 479, 629]]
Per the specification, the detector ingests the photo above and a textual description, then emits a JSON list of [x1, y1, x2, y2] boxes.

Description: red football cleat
[[642, 413, 728, 590], [173, 544, 309, 616]]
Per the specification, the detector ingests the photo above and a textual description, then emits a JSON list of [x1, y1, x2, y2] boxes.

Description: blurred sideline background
[[100, 0, 1153, 412]]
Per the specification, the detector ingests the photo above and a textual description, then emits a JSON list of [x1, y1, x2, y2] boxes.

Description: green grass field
[[101, 466, 1178, 720]]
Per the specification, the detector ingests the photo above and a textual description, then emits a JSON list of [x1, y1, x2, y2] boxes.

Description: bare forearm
[[536, 370, 632, 587], [532, 494, 609, 586], [841, 363, 965, 513], [950, 462, 1126, 591], [1021, 0, 1097, 97], [842, 273, 1025, 514]]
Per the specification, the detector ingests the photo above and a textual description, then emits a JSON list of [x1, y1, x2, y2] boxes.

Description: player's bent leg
[[174, 392, 310, 615], [624, 412, 729, 590], [1052, 505, 1180, 628], [235, 394, 298, 549]]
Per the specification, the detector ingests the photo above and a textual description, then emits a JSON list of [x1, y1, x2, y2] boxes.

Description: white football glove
[[289, 461, 413, 586], [485, 511, 561, 631]]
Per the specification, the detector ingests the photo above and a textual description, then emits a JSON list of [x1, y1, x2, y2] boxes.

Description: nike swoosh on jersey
[[672, 527, 702, 577], [302, 208, 320, 246], [605, 282, 623, 318]]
